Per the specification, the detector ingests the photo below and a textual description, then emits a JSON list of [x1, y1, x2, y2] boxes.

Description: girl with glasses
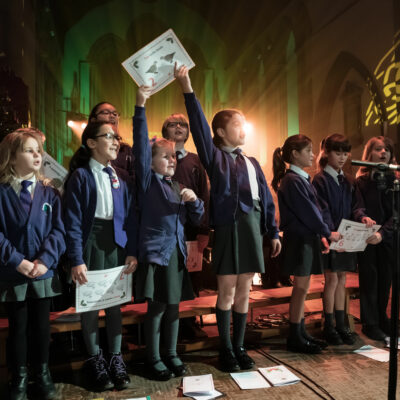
[[64, 121, 138, 392]]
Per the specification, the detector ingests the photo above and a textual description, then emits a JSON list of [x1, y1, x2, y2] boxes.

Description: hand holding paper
[[174, 63, 193, 93]]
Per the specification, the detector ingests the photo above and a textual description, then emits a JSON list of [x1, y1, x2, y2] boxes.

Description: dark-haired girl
[[312, 134, 356, 345], [89, 102, 134, 177], [271, 134, 341, 354], [64, 121, 137, 391], [175, 65, 281, 372], [353, 136, 395, 341]]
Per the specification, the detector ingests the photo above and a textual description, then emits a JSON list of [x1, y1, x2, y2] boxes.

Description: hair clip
[[149, 136, 158, 146]]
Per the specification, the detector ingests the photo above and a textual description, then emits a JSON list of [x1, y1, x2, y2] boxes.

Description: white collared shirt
[[89, 158, 115, 220], [324, 164, 343, 186], [222, 146, 260, 200], [11, 175, 37, 198], [289, 164, 310, 183]]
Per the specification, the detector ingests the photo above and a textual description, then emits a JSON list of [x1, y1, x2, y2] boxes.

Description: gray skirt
[[212, 201, 264, 275], [281, 233, 324, 277], [83, 219, 126, 271], [322, 250, 357, 272], [0, 275, 61, 302], [135, 247, 194, 304]]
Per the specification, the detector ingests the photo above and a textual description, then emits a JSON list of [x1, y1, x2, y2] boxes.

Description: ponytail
[[272, 134, 312, 192], [272, 147, 286, 192]]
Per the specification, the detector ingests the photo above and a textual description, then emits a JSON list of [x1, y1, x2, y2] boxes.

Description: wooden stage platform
[[1, 273, 396, 399]]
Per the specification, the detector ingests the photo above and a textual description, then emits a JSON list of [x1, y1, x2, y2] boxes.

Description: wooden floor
[[0, 275, 397, 400]]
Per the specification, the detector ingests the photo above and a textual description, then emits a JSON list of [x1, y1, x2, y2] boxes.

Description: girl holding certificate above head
[[271, 134, 341, 354], [64, 121, 137, 392], [0, 128, 65, 400], [353, 136, 396, 342], [174, 65, 281, 372], [312, 134, 357, 345], [133, 86, 204, 381]]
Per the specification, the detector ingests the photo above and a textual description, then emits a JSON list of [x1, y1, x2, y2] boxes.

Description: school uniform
[[353, 172, 394, 332], [278, 166, 331, 276], [0, 176, 65, 398], [312, 166, 356, 271], [183, 92, 279, 275], [64, 160, 136, 390], [133, 106, 204, 303], [133, 105, 204, 379], [0, 177, 65, 300]]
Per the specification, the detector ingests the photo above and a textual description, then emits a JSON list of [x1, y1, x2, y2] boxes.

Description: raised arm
[[133, 86, 153, 192], [174, 64, 216, 173]]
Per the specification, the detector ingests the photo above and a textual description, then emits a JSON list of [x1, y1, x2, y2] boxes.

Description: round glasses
[[96, 110, 120, 118], [95, 133, 122, 141], [167, 121, 188, 128]]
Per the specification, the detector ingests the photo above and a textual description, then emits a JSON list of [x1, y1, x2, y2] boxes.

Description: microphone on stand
[[351, 160, 400, 171]]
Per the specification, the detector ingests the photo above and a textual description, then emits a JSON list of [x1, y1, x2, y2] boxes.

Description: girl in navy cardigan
[[0, 128, 65, 400], [133, 86, 204, 381], [312, 134, 356, 345], [353, 136, 395, 341], [272, 134, 341, 354], [64, 121, 137, 392], [175, 65, 281, 372]]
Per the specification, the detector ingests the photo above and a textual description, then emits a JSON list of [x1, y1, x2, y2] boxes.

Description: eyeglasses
[[95, 133, 122, 141], [167, 121, 188, 128], [96, 110, 120, 118]]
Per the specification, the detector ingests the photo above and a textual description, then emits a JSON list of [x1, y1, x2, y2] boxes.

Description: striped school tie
[[20, 180, 33, 215], [232, 148, 253, 213]]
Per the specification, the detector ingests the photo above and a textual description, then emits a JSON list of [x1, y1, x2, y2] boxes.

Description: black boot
[[300, 318, 328, 348], [9, 366, 28, 400], [108, 353, 131, 390], [84, 350, 114, 392], [33, 363, 56, 400]]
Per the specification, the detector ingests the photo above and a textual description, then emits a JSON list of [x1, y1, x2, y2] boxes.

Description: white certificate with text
[[329, 219, 381, 252], [75, 265, 132, 313], [122, 28, 195, 94]]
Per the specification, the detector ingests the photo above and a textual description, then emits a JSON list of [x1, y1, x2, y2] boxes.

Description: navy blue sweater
[[0, 182, 65, 284], [312, 171, 353, 231], [278, 170, 331, 238], [183, 92, 278, 239], [64, 166, 137, 267], [133, 106, 204, 266], [353, 173, 394, 244]]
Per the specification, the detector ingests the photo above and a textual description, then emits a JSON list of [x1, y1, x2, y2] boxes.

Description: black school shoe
[[146, 361, 175, 381], [218, 348, 240, 372], [287, 337, 322, 354], [362, 325, 387, 341], [301, 330, 328, 349], [9, 366, 28, 400], [164, 356, 188, 377], [84, 350, 114, 392], [323, 326, 344, 345], [109, 353, 131, 390], [234, 347, 255, 370], [337, 328, 357, 345], [33, 364, 57, 400]]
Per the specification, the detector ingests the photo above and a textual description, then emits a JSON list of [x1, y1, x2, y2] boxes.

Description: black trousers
[[358, 242, 392, 327], [5, 297, 51, 369]]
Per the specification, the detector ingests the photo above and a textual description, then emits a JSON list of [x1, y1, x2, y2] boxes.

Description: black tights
[[6, 297, 51, 369]]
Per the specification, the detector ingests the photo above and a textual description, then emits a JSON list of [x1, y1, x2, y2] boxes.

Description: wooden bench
[[0, 273, 359, 379]]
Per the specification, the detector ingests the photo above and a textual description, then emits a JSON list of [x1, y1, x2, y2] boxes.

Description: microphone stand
[[352, 160, 399, 400]]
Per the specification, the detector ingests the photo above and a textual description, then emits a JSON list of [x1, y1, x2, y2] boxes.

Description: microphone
[[351, 160, 400, 171]]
